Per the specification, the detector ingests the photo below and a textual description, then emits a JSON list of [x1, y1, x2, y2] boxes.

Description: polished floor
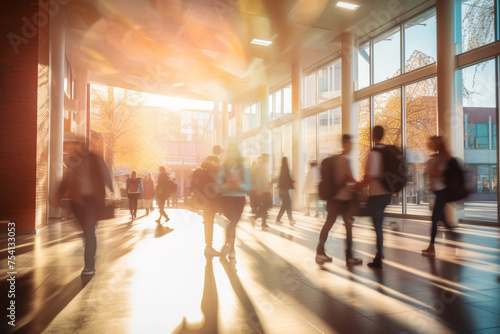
[[1, 206, 499, 334]]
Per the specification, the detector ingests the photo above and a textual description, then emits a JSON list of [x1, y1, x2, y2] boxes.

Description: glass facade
[[459, 0, 496, 53], [404, 9, 437, 72], [373, 28, 401, 84]]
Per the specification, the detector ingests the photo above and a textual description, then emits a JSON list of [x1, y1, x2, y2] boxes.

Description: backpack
[[318, 155, 343, 201], [444, 158, 469, 202], [189, 167, 219, 210], [128, 179, 140, 193], [373, 145, 406, 193]]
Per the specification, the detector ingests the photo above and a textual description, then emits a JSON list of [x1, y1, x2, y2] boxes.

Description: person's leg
[[203, 201, 219, 256], [276, 192, 286, 221], [131, 194, 139, 217], [423, 190, 447, 255], [128, 195, 133, 217], [340, 200, 362, 264], [220, 196, 245, 257], [283, 192, 293, 223], [313, 193, 319, 216], [157, 198, 168, 221], [72, 197, 98, 272], [317, 200, 338, 254], [305, 193, 312, 215], [367, 194, 391, 267]]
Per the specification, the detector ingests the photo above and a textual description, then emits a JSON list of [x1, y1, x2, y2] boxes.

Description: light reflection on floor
[[0, 206, 499, 333]]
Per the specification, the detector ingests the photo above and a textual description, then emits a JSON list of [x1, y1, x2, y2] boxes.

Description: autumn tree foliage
[[91, 86, 162, 174]]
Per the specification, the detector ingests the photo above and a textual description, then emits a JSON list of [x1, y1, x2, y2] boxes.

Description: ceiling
[[62, 0, 432, 104]]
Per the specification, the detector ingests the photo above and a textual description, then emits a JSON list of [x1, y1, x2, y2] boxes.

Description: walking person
[[172, 177, 179, 207], [216, 144, 252, 260], [52, 136, 114, 276], [275, 157, 296, 226], [360, 125, 400, 269], [156, 166, 172, 226], [303, 161, 320, 217], [142, 173, 155, 215], [315, 135, 362, 266], [421, 136, 457, 256], [126, 171, 143, 219], [250, 153, 272, 229]]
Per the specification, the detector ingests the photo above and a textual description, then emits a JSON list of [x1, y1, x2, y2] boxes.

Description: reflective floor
[[1, 207, 499, 334]]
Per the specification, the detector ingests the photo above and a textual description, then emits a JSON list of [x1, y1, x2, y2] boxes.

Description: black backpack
[[189, 167, 219, 210], [444, 158, 469, 202], [318, 155, 343, 201], [373, 145, 406, 194]]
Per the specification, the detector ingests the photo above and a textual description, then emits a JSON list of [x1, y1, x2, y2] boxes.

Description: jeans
[[157, 197, 169, 219], [306, 193, 319, 214], [276, 191, 293, 222], [203, 198, 219, 246], [128, 193, 140, 216], [367, 194, 392, 258], [219, 196, 246, 240], [431, 189, 453, 244], [318, 199, 354, 257], [71, 196, 99, 270], [255, 192, 272, 223]]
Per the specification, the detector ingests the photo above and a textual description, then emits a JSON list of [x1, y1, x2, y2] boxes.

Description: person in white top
[[360, 125, 392, 269], [421, 136, 456, 256], [303, 161, 321, 217], [315, 134, 363, 266]]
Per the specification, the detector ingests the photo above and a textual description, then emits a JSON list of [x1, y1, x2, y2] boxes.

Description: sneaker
[[165, 217, 170, 223], [346, 257, 363, 265], [204, 246, 221, 257], [81, 268, 95, 276], [289, 220, 296, 227], [219, 244, 231, 258], [155, 218, 162, 223], [262, 223, 270, 229], [315, 253, 333, 264], [367, 258, 383, 268], [304, 212, 310, 216], [275, 220, 283, 225], [314, 213, 319, 218], [421, 245, 436, 256]]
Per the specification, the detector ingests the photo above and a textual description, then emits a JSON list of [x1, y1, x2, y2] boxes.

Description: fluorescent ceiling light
[[251, 39, 272, 46], [336, 1, 360, 10], [173, 82, 184, 87]]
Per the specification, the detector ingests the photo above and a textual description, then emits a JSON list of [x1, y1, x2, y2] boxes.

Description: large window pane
[[304, 72, 316, 108], [374, 88, 402, 213], [460, 0, 495, 53], [405, 78, 437, 216], [283, 86, 292, 114], [462, 59, 497, 222], [358, 99, 371, 180], [373, 28, 401, 84], [404, 9, 436, 72], [318, 108, 341, 163], [319, 60, 341, 102], [357, 43, 370, 90], [303, 115, 317, 162]]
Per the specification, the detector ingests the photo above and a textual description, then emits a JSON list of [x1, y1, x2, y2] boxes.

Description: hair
[[280, 157, 290, 175], [430, 135, 448, 154], [213, 145, 222, 156], [309, 161, 317, 167], [342, 134, 351, 143], [373, 125, 384, 141], [159, 166, 166, 173], [131, 171, 137, 179], [222, 143, 243, 168], [145, 173, 151, 180]]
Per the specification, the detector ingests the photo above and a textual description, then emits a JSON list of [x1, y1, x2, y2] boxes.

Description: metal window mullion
[[402, 85, 407, 215], [401, 23, 405, 75], [496, 56, 500, 223]]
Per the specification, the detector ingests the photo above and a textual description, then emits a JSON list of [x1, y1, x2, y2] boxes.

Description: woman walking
[[275, 157, 295, 226], [421, 136, 455, 256], [142, 173, 155, 214], [126, 171, 143, 219], [216, 144, 252, 261]]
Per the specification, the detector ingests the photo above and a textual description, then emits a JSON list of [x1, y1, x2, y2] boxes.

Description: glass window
[[357, 99, 371, 179], [318, 108, 341, 164], [373, 28, 401, 84], [405, 77, 437, 216], [268, 93, 274, 120], [319, 60, 341, 102], [374, 88, 402, 213], [283, 86, 292, 114], [357, 43, 370, 90], [461, 59, 497, 222], [304, 72, 316, 108], [404, 9, 436, 72], [275, 90, 282, 117], [460, 0, 495, 53]]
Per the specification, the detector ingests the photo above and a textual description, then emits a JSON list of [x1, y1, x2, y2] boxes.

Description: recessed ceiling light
[[336, 1, 360, 10], [172, 82, 184, 87], [251, 39, 272, 46]]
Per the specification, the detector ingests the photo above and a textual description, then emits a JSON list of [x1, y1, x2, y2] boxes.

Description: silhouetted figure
[[249, 160, 259, 214], [126, 171, 143, 219], [172, 177, 179, 207], [422, 136, 456, 256], [316, 135, 362, 266], [303, 161, 320, 217], [361, 126, 392, 269], [216, 144, 252, 260], [275, 157, 295, 226], [250, 153, 272, 229], [53, 137, 114, 276], [142, 173, 155, 214], [156, 166, 172, 226]]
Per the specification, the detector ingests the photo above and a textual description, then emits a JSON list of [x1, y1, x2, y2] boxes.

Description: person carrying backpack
[[360, 125, 405, 269], [421, 136, 460, 256], [316, 134, 362, 266]]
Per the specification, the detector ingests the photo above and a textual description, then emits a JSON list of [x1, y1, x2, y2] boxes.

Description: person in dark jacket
[[275, 157, 295, 226], [126, 171, 143, 219], [155, 166, 172, 226], [52, 137, 114, 276]]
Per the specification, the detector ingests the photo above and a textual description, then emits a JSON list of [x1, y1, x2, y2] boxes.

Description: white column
[[291, 61, 303, 210], [75, 69, 88, 139], [341, 33, 355, 136], [47, 18, 65, 218]]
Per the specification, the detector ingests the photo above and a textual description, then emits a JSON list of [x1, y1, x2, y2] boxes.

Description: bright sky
[[142, 92, 214, 111]]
